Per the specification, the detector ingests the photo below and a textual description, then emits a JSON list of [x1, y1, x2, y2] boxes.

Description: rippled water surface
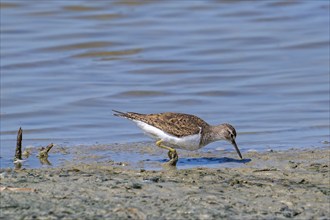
[[1, 1, 329, 167]]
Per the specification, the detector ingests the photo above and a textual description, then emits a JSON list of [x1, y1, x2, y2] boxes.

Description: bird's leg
[[156, 140, 175, 157], [156, 140, 178, 166]]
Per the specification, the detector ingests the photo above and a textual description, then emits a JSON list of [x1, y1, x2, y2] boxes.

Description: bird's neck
[[200, 124, 225, 146]]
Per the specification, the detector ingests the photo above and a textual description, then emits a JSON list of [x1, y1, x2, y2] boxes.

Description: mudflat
[[1, 147, 329, 219]]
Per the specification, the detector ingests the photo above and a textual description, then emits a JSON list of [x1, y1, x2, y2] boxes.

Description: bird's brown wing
[[115, 111, 210, 137]]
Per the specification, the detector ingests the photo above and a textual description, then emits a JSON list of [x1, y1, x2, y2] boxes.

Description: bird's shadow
[[155, 157, 251, 166]]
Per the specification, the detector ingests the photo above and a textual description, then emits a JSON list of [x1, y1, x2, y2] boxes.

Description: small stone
[[298, 179, 306, 184], [143, 176, 160, 183], [132, 183, 143, 189]]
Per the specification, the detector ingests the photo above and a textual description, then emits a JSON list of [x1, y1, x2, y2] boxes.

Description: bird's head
[[218, 123, 242, 159]]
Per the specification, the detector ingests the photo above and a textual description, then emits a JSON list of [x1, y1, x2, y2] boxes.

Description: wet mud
[[0, 145, 329, 219]]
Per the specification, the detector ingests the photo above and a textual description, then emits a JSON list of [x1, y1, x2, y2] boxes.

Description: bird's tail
[[112, 110, 127, 118], [113, 110, 144, 121]]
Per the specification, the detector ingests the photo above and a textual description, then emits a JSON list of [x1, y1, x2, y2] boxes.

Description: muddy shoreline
[[1, 147, 329, 219]]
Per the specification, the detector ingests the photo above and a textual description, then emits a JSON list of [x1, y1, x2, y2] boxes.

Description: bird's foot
[[167, 149, 176, 159], [165, 149, 178, 167], [156, 140, 178, 167]]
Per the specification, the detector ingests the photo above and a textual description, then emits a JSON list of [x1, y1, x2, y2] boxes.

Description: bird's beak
[[231, 140, 243, 159]]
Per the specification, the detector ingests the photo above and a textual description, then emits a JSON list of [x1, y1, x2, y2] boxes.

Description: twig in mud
[[14, 127, 23, 169], [0, 186, 36, 192], [38, 143, 54, 158], [253, 168, 278, 172], [39, 157, 52, 165], [38, 143, 54, 165], [14, 127, 23, 161]]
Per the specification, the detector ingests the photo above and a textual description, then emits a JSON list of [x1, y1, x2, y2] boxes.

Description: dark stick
[[44, 143, 54, 154], [14, 127, 23, 161]]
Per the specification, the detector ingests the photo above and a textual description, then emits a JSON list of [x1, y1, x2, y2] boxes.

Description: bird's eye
[[231, 134, 234, 139]]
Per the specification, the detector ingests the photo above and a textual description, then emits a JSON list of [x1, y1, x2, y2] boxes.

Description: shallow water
[[1, 1, 329, 168]]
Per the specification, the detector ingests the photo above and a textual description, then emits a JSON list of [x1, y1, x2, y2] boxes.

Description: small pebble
[[131, 183, 143, 189]]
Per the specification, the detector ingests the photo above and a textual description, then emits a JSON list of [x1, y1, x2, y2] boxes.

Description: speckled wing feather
[[113, 110, 210, 137]]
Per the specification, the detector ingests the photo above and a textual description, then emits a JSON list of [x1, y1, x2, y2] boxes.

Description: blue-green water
[[1, 1, 329, 168]]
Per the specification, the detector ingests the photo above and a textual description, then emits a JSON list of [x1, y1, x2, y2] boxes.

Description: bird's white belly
[[134, 120, 202, 151]]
